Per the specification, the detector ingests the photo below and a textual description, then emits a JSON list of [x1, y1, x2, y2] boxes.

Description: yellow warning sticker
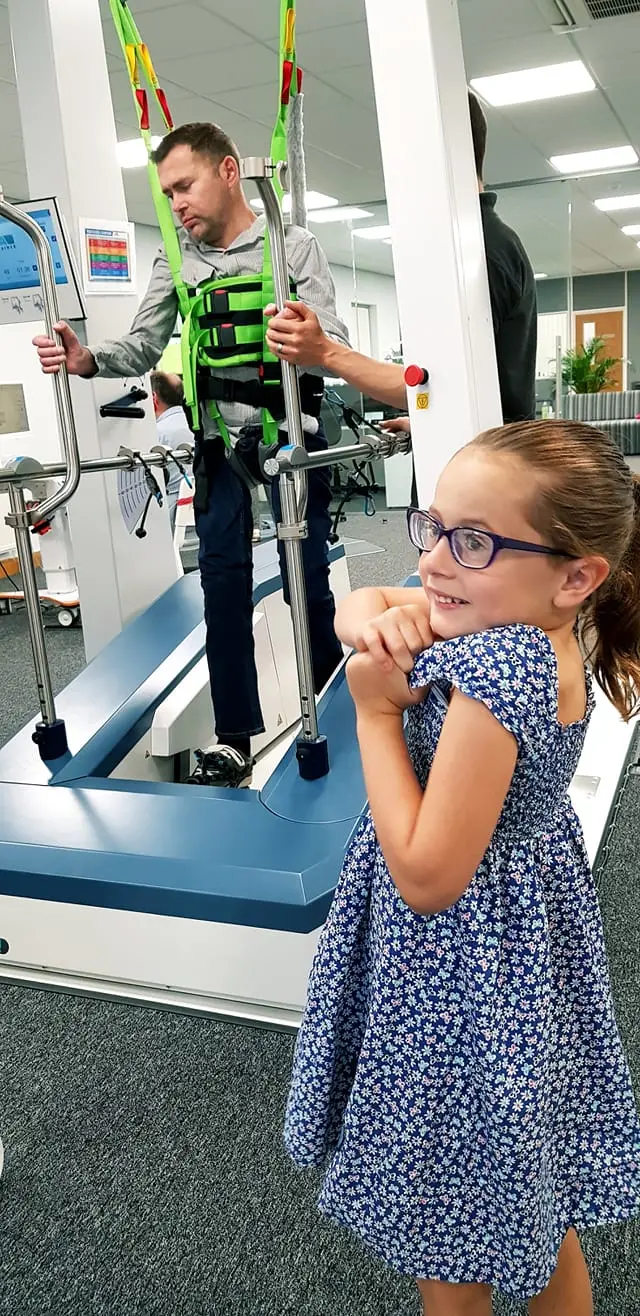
[[416, 392, 430, 410]]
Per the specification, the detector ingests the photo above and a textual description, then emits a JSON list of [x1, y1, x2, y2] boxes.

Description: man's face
[[157, 145, 237, 245]]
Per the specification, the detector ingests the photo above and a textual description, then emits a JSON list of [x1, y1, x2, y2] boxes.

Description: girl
[[285, 421, 640, 1315]]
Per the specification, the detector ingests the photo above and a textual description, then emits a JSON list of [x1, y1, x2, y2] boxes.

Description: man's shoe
[[186, 746, 254, 788]]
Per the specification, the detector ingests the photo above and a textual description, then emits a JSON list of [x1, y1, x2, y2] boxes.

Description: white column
[[364, 0, 503, 505], [8, 0, 179, 660]]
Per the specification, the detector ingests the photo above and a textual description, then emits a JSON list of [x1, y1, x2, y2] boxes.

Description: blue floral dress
[[284, 624, 640, 1301]]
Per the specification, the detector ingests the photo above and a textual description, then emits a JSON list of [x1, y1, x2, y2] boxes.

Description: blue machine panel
[[0, 547, 368, 933]]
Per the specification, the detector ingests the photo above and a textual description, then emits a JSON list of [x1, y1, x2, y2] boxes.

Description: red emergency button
[[404, 364, 430, 387]]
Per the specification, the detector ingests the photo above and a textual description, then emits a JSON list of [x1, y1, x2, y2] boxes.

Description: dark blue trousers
[[195, 427, 343, 740]]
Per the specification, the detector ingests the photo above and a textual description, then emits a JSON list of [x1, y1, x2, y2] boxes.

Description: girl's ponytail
[[582, 474, 640, 721]]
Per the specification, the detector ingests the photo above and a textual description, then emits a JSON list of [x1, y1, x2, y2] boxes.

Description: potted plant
[[561, 336, 621, 394]]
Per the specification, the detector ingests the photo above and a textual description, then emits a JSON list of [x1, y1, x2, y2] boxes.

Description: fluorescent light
[[534, 273, 549, 280], [470, 60, 594, 108], [252, 190, 338, 213], [117, 136, 162, 169], [550, 145, 638, 174], [622, 224, 640, 235], [308, 207, 373, 223], [352, 225, 392, 241], [595, 194, 640, 212]]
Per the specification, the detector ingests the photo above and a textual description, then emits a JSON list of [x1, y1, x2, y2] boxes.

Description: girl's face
[[417, 446, 598, 640]]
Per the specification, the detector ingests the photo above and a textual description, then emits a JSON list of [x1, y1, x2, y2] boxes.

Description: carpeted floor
[[0, 507, 638, 1315]]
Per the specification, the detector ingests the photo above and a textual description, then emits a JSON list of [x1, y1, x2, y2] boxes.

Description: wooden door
[[575, 310, 625, 391]]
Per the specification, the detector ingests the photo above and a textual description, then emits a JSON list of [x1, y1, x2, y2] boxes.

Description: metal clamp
[[277, 520, 308, 541]]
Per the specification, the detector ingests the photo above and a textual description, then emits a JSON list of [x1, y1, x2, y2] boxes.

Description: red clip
[[136, 88, 150, 131], [281, 60, 294, 105], [156, 88, 174, 130], [297, 67, 303, 94]]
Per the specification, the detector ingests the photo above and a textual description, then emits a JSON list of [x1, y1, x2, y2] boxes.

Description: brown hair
[[468, 91, 488, 181], [472, 420, 640, 720], [150, 370, 184, 408], [152, 122, 239, 169]]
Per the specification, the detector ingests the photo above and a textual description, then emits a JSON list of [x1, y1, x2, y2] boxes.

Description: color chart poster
[[78, 218, 136, 296]]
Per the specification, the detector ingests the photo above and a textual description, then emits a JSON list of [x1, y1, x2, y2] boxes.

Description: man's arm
[[34, 246, 180, 381], [91, 245, 180, 378], [287, 227, 350, 349], [266, 299, 407, 409]]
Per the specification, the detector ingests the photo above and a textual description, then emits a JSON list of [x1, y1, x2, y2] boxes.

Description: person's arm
[[334, 585, 427, 649], [33, 246, 180, 381], [348, 656, 518, 915], [287, 228, 350, 349], [91, 246, 179, 378], [266, 298, 407, 409]]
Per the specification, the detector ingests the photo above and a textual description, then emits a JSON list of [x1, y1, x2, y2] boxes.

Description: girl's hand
[[356, 604, 434, 674], [346, 651, 426, 716]]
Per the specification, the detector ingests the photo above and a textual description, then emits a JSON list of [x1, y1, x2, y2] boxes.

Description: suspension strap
[[109, 0, 304, 450], [109, 0, 190, 319]]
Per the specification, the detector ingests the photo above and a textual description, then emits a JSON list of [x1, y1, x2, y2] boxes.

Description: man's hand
[[265, 300, 330, 369], [356, 604, 434, 674], [381, 416, 411, 436], [32, 321, 96, 376]]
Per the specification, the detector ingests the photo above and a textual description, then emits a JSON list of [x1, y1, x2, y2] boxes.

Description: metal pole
[[243, 157, 328, 777], [556, 335, 564, 419], [7, 484, 68, 759], [0, 192, 81, 527]]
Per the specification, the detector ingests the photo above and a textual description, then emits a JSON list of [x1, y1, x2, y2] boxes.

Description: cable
[[0, 557, 20, 592]]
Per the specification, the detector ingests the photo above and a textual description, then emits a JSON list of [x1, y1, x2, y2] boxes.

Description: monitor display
[[0, 196, 85, 325], [0, 206, 68, 292]]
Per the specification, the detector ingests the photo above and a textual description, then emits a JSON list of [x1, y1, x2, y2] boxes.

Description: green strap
[[109, 0, 190, 319], [110, 0, 301, 450]]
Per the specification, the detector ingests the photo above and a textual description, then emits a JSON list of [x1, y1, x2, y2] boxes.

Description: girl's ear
[[553, 555, 610, 611]]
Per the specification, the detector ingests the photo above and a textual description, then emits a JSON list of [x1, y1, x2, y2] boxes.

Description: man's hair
[[152, 122, 240, 169], [150, 370, 184, 409], [468, 91, 487, 181]]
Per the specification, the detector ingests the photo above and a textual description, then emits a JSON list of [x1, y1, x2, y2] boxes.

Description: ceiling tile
[[167, 43, 277, 96], [459, 0, 553, 40], [465, 30, 575, 78], [572, 12, 640, 58], [319, 63, 375, 108], [0, 42, 15, 81], [504, 92, 624, 157], [128, 4, 258, 60], [195, 0, 285, 40], [278, 22, 371, 74]]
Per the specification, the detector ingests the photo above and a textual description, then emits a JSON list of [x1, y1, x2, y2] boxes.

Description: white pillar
[[8, 0, 179, 660], [364, 0, 503, 505]]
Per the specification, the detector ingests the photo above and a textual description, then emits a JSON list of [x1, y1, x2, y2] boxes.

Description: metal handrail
[[0, 191, 81, 528]]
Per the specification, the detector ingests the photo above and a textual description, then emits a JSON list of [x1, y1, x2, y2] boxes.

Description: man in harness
[[34, 121, 350, 787]]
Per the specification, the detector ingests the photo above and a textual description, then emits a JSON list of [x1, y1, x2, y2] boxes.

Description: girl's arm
[[351, 665, 517, 915], [335, 586, 427, 649]]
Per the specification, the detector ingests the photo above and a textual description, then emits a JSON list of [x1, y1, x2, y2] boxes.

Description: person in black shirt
[[469, 91, 537, 423], [265, 94, 538, 430]]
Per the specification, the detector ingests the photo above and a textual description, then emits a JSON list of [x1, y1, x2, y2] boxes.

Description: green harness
[[109, 0, 303, 451]]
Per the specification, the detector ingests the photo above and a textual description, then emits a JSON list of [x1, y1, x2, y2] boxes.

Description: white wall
[[330, 261, 401, 361]]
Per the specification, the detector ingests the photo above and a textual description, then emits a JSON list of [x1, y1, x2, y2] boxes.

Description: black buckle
[[218, 323, 236, 349], [212, 288, 230, 314]]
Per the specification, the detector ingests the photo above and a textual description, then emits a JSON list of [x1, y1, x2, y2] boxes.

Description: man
[[150, 369, 192, 534], [34, 122, 349, 787], [266, 92, 537, 431]]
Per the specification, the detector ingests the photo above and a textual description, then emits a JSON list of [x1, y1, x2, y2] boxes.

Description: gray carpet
[[0, 510, 638, 1314]]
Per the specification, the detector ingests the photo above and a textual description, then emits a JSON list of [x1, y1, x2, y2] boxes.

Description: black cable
[[0, 557, 20, 592]]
